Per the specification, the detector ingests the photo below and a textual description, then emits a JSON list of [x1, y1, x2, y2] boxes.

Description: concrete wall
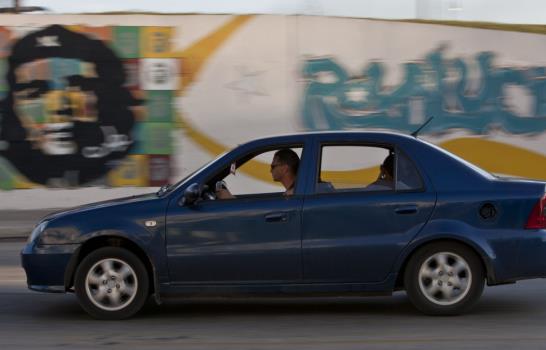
[[0, 14, 545, 208]]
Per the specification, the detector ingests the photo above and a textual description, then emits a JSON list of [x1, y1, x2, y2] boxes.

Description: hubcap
[[85, 258, 138, 311], [418, 252, 472, 306]]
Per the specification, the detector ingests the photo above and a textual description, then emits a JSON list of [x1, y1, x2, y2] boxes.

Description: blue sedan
[[21, 131, 546, 319]]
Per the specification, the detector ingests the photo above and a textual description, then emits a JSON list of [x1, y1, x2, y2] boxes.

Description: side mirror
[[181, 183, 201, 206]]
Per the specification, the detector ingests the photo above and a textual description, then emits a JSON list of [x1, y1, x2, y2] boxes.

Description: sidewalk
[[0, 187, 156, 241], [0, 209, 58, 240]]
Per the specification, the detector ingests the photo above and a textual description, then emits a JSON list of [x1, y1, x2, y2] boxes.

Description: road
[[2, 241, 546, 349]]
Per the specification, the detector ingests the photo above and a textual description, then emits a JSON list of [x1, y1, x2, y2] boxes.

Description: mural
[[0, 24, 178, 189], [0, 15, 545, 195], [302, 46, 546, 135]]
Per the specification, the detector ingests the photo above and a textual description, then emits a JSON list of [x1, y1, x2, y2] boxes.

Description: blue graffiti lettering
[[301, 46, 546, 135]]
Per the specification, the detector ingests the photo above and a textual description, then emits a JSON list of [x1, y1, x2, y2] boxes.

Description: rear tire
[[404, 242, 485, 315], [74, 247, 149, 320]]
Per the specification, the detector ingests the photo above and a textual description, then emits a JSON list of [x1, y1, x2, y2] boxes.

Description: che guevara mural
[[0, 16, 545, 190], [0, 24, 177, 189], [1, 25, 136, 185]]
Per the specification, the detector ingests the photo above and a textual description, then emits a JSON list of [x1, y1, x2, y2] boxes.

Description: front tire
[[74, 247, 149, 320], [404, 242, 485, 315]]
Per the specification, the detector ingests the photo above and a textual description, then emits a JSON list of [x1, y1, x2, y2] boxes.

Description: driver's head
[[270, 149, 299, 182]]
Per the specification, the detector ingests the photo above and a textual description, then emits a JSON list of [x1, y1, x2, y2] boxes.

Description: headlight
[[27, 221, 48, 244]]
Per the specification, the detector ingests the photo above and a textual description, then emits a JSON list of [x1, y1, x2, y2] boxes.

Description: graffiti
[[0, 16, 545, 191], [0, 25, 177, 189], [301, 46, 546, 135]]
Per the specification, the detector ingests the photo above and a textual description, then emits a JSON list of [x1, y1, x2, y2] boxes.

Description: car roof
[[241, 130, 418, 146]]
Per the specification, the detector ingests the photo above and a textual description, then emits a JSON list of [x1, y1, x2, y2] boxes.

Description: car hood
[[41, 193, 159, 222]]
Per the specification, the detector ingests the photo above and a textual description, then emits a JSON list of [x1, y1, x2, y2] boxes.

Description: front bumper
[[21, 242, 80, 292]]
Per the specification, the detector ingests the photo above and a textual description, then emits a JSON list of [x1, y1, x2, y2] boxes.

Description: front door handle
[[265, 212, 288, 222], [394, 205, 418, 215]]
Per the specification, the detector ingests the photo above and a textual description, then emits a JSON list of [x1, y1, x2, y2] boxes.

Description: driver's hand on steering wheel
[[215, 188, 235, 200]]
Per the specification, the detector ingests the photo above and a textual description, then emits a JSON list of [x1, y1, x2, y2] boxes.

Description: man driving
[[216, 148, 299, 199]]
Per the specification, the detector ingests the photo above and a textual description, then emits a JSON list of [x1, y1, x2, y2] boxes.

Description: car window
[[396, 150, 424, 191], [215, 147, 303, 197], [317, 145, 393, 193], [317, 145, 424, 193]]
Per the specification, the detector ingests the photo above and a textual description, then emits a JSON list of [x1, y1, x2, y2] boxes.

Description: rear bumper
[[21, 242, 80, 292], [513, 229, 546, 280]]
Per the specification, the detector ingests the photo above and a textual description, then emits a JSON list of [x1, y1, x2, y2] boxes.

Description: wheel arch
[[394, 237, 495, 290], [64, 235, 159, 303]]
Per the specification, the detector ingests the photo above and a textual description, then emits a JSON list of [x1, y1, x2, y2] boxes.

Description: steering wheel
[[202, 185, 216, 200], [202, 181, 228, 201]]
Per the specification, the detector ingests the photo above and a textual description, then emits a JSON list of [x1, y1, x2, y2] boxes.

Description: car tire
[[404, 242, 485, 315], [74, 247, 149, 320]]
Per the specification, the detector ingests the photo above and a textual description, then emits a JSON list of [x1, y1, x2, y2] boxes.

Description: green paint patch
[[145, 90, 173, 122], [132, 122, 173, 155], [112, 26, 141, 59]]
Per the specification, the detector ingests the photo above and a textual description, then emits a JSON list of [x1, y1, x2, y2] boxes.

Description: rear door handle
[[394, 205, 418, 215], [265, 212, 288, 222]]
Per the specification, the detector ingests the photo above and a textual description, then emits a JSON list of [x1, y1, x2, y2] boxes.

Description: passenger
[[366, 153, 394, 190], [216, 148, 299, 199]]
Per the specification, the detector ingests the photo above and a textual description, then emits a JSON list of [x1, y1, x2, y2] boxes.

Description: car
[[21, 131, 546, 319]]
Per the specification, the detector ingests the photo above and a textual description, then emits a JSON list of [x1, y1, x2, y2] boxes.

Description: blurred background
[[0, 0, 544, 214]]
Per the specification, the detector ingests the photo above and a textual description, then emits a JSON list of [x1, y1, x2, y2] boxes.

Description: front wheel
[[74, 247, 149, 320], [404, 242, 485, 315]]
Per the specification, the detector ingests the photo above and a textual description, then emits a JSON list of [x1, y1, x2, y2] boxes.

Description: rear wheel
[[404, 242, 485, 315], [74, 247, 149, 320]]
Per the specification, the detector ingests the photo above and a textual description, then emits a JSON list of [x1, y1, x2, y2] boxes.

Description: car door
[[302, 141, 436, 283], [165, 142, 311, 284]]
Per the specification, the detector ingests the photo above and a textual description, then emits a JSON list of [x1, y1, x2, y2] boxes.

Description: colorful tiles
[[0, 25, 178, 188]]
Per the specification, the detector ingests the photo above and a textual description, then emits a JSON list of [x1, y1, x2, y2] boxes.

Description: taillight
[[525, 194, 546, 229]]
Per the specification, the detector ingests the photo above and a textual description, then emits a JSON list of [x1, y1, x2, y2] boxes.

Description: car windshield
[[157, 152, 228, 196]]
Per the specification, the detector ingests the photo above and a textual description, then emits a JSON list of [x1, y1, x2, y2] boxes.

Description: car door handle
[[265, 212, 288, 222], [394, 205, 418, 215]]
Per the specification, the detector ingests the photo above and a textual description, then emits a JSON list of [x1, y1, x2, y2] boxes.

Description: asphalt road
[[3, 241, 546, 349]]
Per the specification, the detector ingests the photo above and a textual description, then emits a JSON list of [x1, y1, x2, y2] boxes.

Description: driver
[[216, 148, 300, 199]]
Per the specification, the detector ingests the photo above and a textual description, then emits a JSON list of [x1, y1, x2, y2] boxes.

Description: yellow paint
[[441, 138, 546, 180], [65, 25, 83, 33], [322, 166, 381, 187], [175, 15, 254, 94], [13, 176, 37, 189], [107, 155, 149, 187]]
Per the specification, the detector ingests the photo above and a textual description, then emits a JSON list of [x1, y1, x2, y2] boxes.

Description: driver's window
[[217, 147, 302, 198]]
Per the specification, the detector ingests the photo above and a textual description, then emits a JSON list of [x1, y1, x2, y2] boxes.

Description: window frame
[[312, 141, 426, 196], [203, 142, 306, 200]]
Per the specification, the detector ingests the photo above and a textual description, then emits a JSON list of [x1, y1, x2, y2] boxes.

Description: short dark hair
[[274, 149, 299, 175], [382, 153, 394, 178]]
